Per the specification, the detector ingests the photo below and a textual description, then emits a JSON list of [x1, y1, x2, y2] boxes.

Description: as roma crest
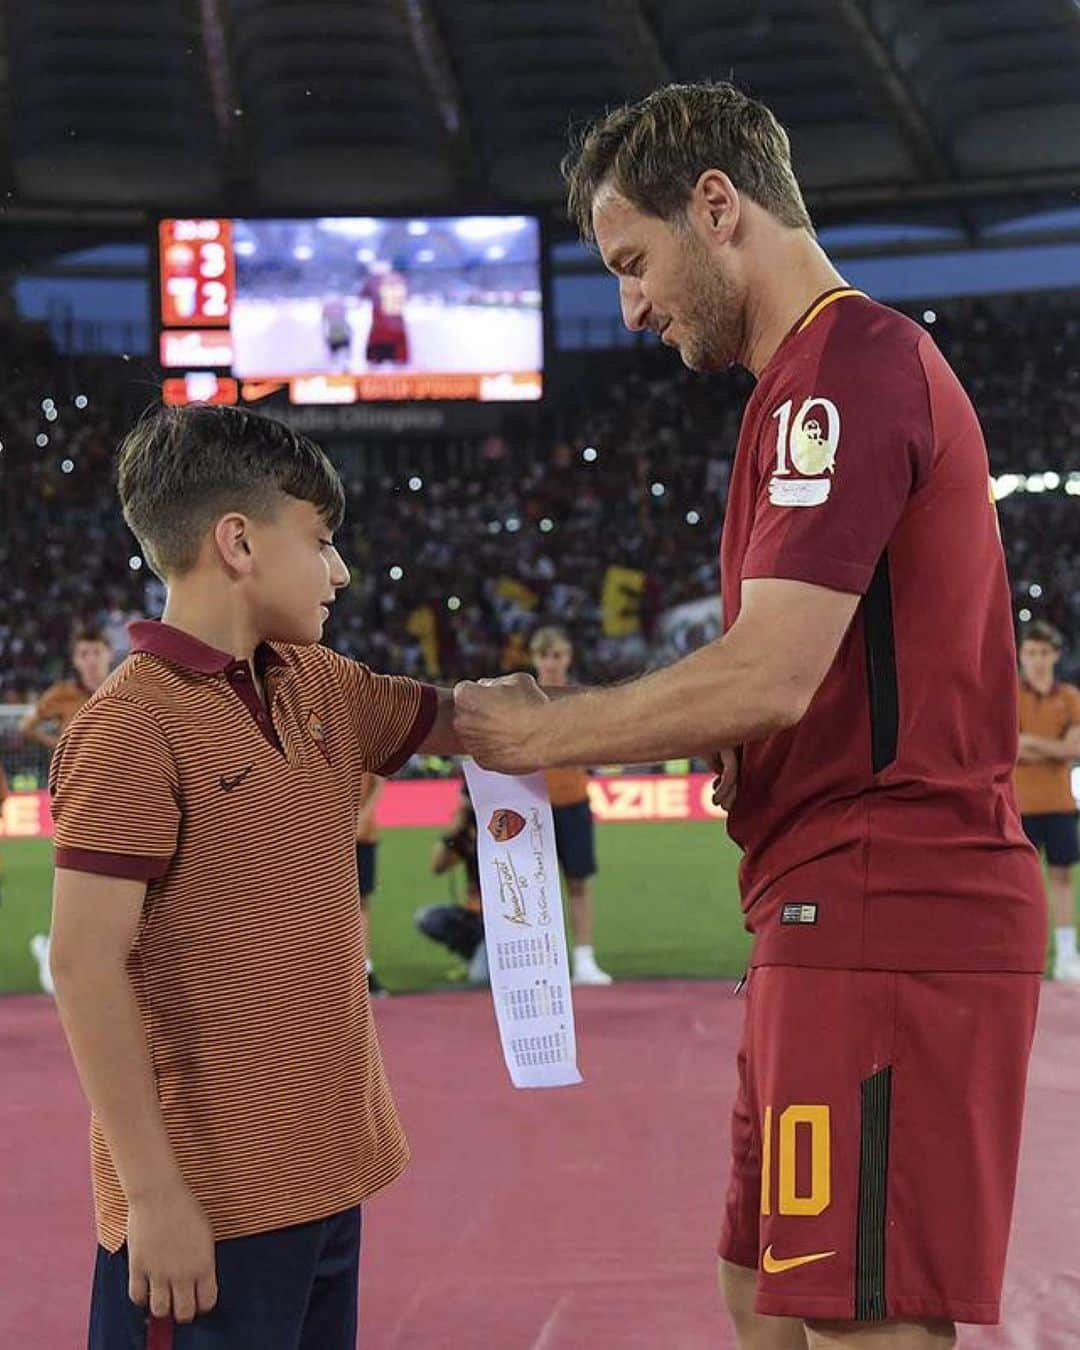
[[306, 709, 331, 763], [488, 808, 526, 842]]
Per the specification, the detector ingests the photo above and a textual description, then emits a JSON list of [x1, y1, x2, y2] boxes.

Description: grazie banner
[[2, 775, 728, 840]]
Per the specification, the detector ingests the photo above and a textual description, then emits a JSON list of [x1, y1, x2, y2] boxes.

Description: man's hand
[[711, 748, 739, 812], [127, 1181, 217, 1324], [452, 673, 549, 773]]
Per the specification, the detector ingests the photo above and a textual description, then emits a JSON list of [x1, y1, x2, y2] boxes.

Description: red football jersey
[[721, 288, 1045, 972], [363, 271, 408, 342]]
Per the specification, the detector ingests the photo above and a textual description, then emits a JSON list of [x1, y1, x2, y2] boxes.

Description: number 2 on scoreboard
[[760, 1104, 831, 1216]]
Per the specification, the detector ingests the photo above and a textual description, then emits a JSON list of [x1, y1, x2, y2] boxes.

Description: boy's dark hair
[[1021, 619, 1064, 651], [71, 625, 109, 649], [562, 81, 812, 244], [117, 404, 345, 578]]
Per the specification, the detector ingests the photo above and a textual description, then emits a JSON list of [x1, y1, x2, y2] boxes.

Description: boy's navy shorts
[[88, 1205, 361, 1349], [356, 841, 378, 897], [552, 799, 597, 880], [1021, 811, 1080, 867]]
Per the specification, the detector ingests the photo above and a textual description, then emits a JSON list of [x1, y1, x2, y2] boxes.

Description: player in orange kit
[[530, 627, 612, 986], [1015, 620, 1080, 980], [22, 625, 113, 993], [356, 773, 387, 995]]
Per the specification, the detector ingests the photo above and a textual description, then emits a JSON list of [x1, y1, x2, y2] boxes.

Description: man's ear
[[693, 169, 740, 244]]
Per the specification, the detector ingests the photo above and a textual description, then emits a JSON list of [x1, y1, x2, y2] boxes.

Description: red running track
[[2, 983, 1078, 1348]]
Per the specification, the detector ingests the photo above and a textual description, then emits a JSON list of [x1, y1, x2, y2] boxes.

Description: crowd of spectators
[[1, 292, 1078, 711]]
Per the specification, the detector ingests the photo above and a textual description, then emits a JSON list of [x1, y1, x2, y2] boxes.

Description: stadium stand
[[2, 295, 1077, 726]]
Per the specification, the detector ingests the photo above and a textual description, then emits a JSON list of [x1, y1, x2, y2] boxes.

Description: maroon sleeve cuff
[[741, 548, 873, 596], [375, 683, 440, 776], [54, 847, 171, 881]]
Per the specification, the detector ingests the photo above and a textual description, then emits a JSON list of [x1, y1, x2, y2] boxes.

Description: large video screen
[[156, 215, 543, 404]]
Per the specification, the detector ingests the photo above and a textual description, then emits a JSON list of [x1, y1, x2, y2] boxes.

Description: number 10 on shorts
[[760, 1105, 831, 1216]]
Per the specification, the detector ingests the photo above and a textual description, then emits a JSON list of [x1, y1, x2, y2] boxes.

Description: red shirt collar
[[757, 286, 867, 384], [128, 620, 288, 677]]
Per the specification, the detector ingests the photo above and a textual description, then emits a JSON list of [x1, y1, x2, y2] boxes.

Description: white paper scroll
[[462, 762, 584, 1089]]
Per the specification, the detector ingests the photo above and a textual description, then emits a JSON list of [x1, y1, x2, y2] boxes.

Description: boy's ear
[[213, 513, 256, 572]]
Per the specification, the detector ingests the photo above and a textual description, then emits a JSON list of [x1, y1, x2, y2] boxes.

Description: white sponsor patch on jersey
[[768, 478, 831, 507]]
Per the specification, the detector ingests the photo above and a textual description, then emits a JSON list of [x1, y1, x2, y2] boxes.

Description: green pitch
[[3, 823, 1072, 995], [0, 823, 751, 994]]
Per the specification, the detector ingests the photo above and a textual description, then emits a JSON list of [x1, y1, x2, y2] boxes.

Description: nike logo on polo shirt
[[219, 764, 253, 793], [762, 1245, 836, 1275]]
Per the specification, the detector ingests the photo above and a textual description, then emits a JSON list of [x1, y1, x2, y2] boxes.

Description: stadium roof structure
[[1, 0, 1079, 249]]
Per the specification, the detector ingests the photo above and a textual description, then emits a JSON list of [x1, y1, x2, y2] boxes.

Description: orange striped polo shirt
[[49, 620, 437, 1251]]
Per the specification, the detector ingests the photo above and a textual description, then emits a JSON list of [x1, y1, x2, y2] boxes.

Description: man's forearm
[[534, 638, 791, 768], [1023, 735, 1076, 762], [52, 958, 185, 1201], [453, 581, 858, 775]]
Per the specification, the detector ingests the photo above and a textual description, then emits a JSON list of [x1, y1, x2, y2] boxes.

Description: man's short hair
[[529, 626, 572, 657], [562, 81, 812, 243], [1021, 620, 1064, 650], [117, 404, 345, 579]]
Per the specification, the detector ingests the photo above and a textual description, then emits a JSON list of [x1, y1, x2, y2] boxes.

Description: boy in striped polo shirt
[[49, 405, 461, 1349]]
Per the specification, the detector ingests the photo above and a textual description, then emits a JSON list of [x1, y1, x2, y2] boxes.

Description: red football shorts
[[366, 323, 409, 365], [718, 966, 1040, 1324]]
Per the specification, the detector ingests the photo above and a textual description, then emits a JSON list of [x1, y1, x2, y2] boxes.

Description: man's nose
[[619, 277, 649, 332]]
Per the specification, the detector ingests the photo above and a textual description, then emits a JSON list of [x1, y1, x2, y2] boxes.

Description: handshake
[[449, 672, 739, 811], [451, 672, 550, 775]]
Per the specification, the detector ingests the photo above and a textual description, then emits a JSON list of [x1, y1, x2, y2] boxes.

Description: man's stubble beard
[[678, 234, 744, 373]]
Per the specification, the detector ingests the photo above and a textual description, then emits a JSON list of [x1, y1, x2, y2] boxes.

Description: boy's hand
[[127, 1182, 217, 1324]]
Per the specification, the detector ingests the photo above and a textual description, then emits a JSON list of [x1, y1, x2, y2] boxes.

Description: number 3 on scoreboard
[[760, 1104, 831, 1216]]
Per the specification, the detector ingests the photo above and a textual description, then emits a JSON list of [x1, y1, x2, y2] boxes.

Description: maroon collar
[[756, 286, 865, 384], [128, 620, 288, 677]]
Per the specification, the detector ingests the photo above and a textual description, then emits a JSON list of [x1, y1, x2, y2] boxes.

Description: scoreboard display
[[158, 219, 236, 327], [155, 214, 544, 405]]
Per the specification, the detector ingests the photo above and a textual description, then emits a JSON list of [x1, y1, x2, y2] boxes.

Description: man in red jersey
[[361, 261, 410, 367], [451, 83, 1045, 1350]]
